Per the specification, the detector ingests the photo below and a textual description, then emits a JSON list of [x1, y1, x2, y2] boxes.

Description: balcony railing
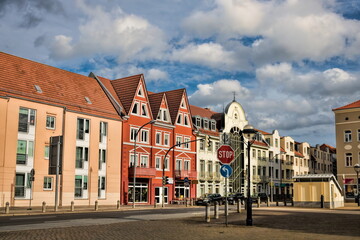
[[175, 170, 197, 179], [128, 166, 156, 177]]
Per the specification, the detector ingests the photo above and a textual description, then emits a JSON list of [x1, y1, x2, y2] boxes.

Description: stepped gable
[[110, 74, 143, 114], [333, 99, 360, 110], [164, 88, 186, 124], [148, 92, 165, 120], [0, 52, 120, 120]]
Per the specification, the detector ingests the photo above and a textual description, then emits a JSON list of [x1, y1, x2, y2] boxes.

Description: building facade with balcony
[[333, 99, 360, 200], [0, 52, 124, 207]]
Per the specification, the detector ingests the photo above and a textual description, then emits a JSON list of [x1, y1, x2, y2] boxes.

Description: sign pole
[[225, 176, 228, 227], [55, 137, 61, 212]]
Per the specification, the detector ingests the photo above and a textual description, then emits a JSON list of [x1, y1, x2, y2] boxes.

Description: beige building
[[0, 52, 125, 207], [333, 99, 360, 200]]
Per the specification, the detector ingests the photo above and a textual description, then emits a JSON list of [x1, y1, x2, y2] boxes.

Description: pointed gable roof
[[164, 88, 186, 124], [0, 52, 120, 120], [148, 92, 165, 120], [333, 99, 360, 111], [110, 74, 143, 114]]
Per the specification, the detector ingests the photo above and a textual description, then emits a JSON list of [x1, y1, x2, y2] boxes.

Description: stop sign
[[217, 145, 235, 164]]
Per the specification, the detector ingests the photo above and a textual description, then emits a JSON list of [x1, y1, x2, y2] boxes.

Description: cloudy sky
[[1, 0, 360, 146]]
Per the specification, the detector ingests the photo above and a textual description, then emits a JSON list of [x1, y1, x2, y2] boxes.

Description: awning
[[344, 178, 354, 184]]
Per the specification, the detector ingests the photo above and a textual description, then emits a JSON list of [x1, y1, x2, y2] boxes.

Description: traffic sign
[[217, 145, 235, 164], [220, 164, 233, 178]]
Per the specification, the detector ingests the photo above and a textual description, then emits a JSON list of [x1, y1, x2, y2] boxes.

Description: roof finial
[[233, 91, 236, 102]]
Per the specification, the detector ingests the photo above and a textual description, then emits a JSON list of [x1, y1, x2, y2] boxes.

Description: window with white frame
[[141, 103, 148, 116], [99, 149, 106, 163], [132, 102, 139, 115], [75, 175, 88, 198], [156, 132, 161, 145], [199, 140, 204, 150], [77, 118, 90, 140], [99, 122, 107, 142], [15, 173, 26, 197], [211, 121, 216, 131], [184, 114, 189, 126], [18, 107, 36, 133], [164, 133, 169, 146], [345, 153, 353, 167], [162, 109, 168, 122], [46, 116, 56, 129], [141, 130, 149, 143], [130, 154, 135, 167], [184, 137, 190, 149], [140, 155, 148, 167], [17, 140, 33, 164], [176, 159, 182, 170], [76, 146, 88, 168], [176, 136, 182, 146], [155, 156, 161, 169], [164, 157, 169, 170], [138, 86, 143, 96], [345, 130, 352, 142], [184, 160, 190, 171], [195, 117, 201, 127], [180, 99, 185, 108], [44, 145, 49, 159], [215, 142, 219, 151], [177, 114, 182, 124], [203, 119, 209, 129], [358, 129, 360, 141], [43, 177, 53, 190], [130, 128, 137, 141]]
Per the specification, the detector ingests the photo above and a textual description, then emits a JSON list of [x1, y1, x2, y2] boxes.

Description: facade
[[0, 53, 124, 207], [333, 99, 360, 200], [310, 144, 335, 175]]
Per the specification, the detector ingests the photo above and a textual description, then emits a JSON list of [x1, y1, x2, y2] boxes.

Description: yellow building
[[0, 52, 125, 207], [333, 99, 360, 200]]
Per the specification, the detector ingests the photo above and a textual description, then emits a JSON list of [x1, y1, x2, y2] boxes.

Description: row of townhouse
[[333, 100, 360, 200], [191, 100, 337, 200], [0, 52, 337, 208]]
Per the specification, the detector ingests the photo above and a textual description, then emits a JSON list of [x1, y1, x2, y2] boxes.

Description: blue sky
[[1, 0, 360, 147]]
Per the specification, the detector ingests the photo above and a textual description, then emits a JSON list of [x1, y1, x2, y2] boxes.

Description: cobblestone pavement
[[0, 204, 359, 240]]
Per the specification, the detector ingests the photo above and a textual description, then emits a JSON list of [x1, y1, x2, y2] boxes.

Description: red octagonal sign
[[217, 145, 235, 164]]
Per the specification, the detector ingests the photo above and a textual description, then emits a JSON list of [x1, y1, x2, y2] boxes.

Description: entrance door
[[155, 187, 168, 204]]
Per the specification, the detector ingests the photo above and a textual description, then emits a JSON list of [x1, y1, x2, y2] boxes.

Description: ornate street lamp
[[240, 124, 258, 226], [354, 164, 360, 207], [132, 120, 155, 208]]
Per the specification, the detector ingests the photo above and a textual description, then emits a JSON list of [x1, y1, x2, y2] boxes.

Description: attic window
[[85, 96, 92, 104], [34, 85, 42, 93]]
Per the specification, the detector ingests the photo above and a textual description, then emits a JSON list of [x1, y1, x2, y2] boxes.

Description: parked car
[[227, 193, 245, 205], [195, 193, 223, 206]]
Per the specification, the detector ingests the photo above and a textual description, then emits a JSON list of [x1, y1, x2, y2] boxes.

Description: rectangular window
[[275, 139, 279, 148], [164, 157, 169, 170], [15, 173, 26, 197], [358, 129, 360, 142], [211, 121, 216, 131], [77, 118, 90, 140], [18, 108, 36, 133], [17, 140, 27, 164], [75, 175, 83, 197], [176, 136, 182, 146], [184, 137, 190, 149], [215, 142, 219, 151], [99, 122, 107, 142], [140, 155, 148, 167], [99, 149, 106, 169], [184, 115, 189, 126], [156, 132, 161, 145], [155, 157, 161, 169], [163, 109, 168, 122], [203, 119, 209, 129], [130, 154, 135, 167], [200, 140, 204, 150], [207, 140, 213, 152], [76, 147, 88, 168], [141, 130, 149, 143], [196, 117, 201, 127], [176, 159, 182, 170], [345, 130, 352, 142], [141, 104, 148, 116], [46, 116, 56, 129], [130, 128, 137, 141], [177, 114, 182, 124], [43, 177, 53, 190], [345, 153, 353, 167], [164, 133, 169, 146], [184, 160, 190, 171]]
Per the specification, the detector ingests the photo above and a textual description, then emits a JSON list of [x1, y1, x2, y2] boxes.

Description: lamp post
[[354, 164, 360, 206], [240, 125, 258, 226], [132, 120, 155, 208], [270, 153, 280, 203]]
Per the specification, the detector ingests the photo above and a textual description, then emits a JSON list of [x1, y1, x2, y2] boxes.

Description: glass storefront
[[128, 183, 148, 203]]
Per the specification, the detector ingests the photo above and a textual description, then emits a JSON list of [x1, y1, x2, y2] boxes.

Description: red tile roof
[[333, 99, 360, 111], [280, 147, 286, 153], [190, 105, 218, 119], [255, 129, 271, 135], [110, 74, 143, 114], [320, 144, 336, 153], [253, 140, 268, 147], [295, 151, 304, 158], [164, 89, 186, 124], [0, 52, 120, 120], [148, 92, 165, 120]]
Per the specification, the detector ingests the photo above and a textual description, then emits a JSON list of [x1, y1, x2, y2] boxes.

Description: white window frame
[[162, 109, 168, 122], [17, 140, 34, 165], [176, 159, 182, 170], [177, 113, 182, 124], [140, 155, 148, 167], [345, 153, 353, 167], [99, 121, 107, 142], [164, 157, 169, 171], [184, 114, 189, 126], [132, 102, 139, 115], [184, 137, 190, 149], [195, 117, 201, 127], [176, 136, 182, 147], [164, 133, 170, 146], [211, 121, 216, 131], [141, 103, 148, 117], [184, 160, 190, 171], [203, 119, 209, 129], [130, 128, 138, 142], [76, 118, 90, 140], [46, 116, 56, 129], [141, 130, 149, 143], [155, 156, 161, 169], [344, 130, 352, 142], [156, 132, 161, 145], [43, 177, 53, 190]]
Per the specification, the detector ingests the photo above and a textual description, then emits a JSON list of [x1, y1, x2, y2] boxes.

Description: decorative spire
[[233, 91, 237, 102]]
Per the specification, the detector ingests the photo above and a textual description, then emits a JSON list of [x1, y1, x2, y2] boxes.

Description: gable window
[[132, 102, 139, 115], [344, 130, 352, 142], [46, 116, 56, 129], [141, 104, 148, 117], [99, 122, 107, 142], [184, 115, 189, 126], [163, 110, 168, 121], [43, 177, 53, 190], [18, 108, 36, 132], [156, 132, 161, 145], [138, 86, 143, 96], [180, 99, 185, 108], [164, 133, 170, 146], [77, 118, 90, 140], [177, 114, 182, 124], [141, 130, 149, 143], [345, 153, 352, 167]]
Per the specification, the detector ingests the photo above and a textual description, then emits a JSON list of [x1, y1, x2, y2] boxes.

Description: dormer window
[[211, 121, 216, 131], [195, 117, 201, 127], [203, 119, 209, 129]]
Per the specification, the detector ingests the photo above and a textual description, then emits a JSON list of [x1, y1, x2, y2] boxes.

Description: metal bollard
[[117, 200, 120, 210], [95, 201, 99, 211], [237, 199, 241, 213], [71, 201, 74, 212], [320, 195, 324, 208], [276, 200, 279, 206], [225, 200, 229, 216], [257, 197, 260, 208], [214, 201, 219, 219], [205, 204, 210, 222], [244, 200, 247, 210], [291, 197, 294, 207], [185, 199, 188, 207], [5, 202, 10, 214], [190, 198, 193, 206], [42, 201, 46, 213], [154, 201, 157, 208], [267, 197, 270, 207], [284, 199, 287, 206]]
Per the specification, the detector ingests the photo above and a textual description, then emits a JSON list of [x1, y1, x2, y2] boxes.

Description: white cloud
[[189, 79, 250, 108], [145, 69, 169, 83], [49, 0, 168, 62]]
